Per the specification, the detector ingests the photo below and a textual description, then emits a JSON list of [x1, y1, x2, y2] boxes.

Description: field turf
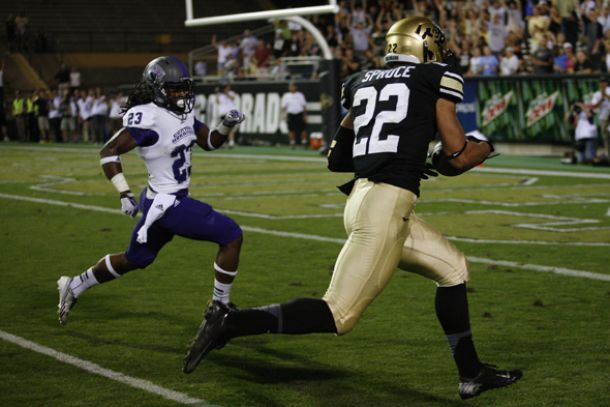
[[0, 143, 609, 407]]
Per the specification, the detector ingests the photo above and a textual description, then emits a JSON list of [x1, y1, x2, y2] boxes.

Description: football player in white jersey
[[56, 57, 246, 341]]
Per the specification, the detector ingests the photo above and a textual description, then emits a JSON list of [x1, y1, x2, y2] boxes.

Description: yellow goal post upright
[[183, 0, 342, 149]]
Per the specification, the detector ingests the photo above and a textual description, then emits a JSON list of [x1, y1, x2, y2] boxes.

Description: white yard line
[[0, 330, 211, 406], [0, 192, 608, 282], [4, 145, 610, 179]]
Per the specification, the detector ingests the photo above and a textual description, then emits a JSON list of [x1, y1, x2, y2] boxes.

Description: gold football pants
[[323, 179, 469, 335]]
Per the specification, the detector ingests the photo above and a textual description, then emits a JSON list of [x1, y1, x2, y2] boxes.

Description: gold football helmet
[[384, 16, 447, 64]]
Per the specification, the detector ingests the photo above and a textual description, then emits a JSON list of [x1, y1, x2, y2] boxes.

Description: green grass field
[[1, 143, 609, 407]]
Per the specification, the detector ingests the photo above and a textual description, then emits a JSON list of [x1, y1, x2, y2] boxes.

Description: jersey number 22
[[351, 83, 409, 157]]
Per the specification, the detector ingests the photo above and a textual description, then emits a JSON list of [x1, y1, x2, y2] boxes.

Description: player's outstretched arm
[[195, 110, 245, 150], [435, 98, 492, 173], [327, 110, 355, 172], [100, 128, 139, 217]]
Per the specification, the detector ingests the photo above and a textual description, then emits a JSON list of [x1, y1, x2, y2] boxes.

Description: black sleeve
[[327, 126, 355, 173]]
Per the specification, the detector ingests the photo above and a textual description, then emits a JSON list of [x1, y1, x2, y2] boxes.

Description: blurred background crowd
[[204, 0, 610, 81], [3, 0, 610, 145]]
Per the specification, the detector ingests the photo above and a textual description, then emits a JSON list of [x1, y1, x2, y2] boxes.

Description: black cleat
[[459, 363, 523, 400], [183, 301, 234, 374]]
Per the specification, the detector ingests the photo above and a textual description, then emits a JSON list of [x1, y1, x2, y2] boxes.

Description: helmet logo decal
[[415, 24, 433, 39], [149, 64, 166, 83]]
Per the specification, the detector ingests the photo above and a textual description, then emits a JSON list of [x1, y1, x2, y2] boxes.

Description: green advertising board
[[474, 75, 603, 144]]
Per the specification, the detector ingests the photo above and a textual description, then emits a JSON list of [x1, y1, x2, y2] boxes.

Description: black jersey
[[341, 62, 464, 196]]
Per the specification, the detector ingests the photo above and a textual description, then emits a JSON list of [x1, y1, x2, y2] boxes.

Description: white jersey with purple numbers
[[123, 102, 201, 195]]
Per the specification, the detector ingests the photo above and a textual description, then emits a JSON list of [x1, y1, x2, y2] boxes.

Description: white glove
[[465, 130, 488, 142], [120, 193, 139, 218], [466, 130, 495, 152], [222, 109, 246, 127]]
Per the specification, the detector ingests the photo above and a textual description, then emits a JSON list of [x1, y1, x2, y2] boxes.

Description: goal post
[[184, 0, 342, 148]]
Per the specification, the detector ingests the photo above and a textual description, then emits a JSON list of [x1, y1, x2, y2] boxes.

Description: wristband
[[215, 123, 232, 136], [110, 173, 130, 194], [206, 128, 217, 150], [100, 155, 121, 165]]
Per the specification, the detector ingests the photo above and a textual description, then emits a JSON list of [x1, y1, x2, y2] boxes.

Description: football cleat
[[182, 301, 235, 374], [459, 363, 523, 400], [57, 276, 77, 325]]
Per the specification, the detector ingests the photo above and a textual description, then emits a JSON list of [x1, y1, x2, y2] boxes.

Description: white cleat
[[57, 276, 77, 325]]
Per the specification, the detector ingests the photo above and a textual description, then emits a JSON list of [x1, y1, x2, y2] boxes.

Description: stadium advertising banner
[[193, 81, 322, 144], [471, 76, 602, 144]]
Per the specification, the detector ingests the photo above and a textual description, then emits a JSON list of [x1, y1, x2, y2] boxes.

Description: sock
[[225, 298, 337, 338], [435, 284, 482, 378], [213, 279, 233, 304], [70, 268, 99, 298]]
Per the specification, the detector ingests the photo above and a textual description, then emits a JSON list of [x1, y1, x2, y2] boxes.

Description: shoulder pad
[[122, 103, 156, 129]]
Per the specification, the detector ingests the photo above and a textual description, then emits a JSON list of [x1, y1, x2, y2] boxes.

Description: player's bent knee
[[436, 252, 470, 287], [323, 298, 360, 336]]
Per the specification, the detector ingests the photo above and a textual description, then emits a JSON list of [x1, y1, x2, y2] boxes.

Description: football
[[430, 142, 465, 177]]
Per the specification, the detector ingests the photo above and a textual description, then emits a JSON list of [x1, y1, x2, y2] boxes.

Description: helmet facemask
[[162, 79, 195, 116]]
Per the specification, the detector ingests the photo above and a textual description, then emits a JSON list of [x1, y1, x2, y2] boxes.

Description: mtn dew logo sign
[[526, 91, 560, 127], [482, 91, 513, 126]]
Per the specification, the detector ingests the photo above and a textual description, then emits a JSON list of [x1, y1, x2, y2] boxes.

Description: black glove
[[421, 163, 439, 180]]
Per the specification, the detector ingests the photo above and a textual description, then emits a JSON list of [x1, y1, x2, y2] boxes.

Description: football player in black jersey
[[183, 16, 522, 400]]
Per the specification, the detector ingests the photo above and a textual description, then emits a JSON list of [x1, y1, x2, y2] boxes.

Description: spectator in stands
[[528, 4, 550, 52], [272, 28, 288, 59], [212, 35, 234, 77], [281, 82, 308, 148], [253, 39, 272, 73], [349, 20, 372, 56], [467, 46, 483, 76], [91, 88, 108, 143], [194, 60, 207, 77], [48, 89, 61, 142], [33, 89, 50, 143], [70, 66, 82, 91], [584, 8, 605, 71], [341, 48, 360, 78], [12, 90, 26, 141], [78, 89, 94, 142], [55, 64, 71, 93], [479, 46, 500, 75], [108, 91, 124, 135], [500, 46, 520, 75], [506, 0, 525, 34], [529, 38, 553, 74], [488, 13, 507, 55], [554, 42, 575, 73], [599, 6, 610, 33], [25, 91, 37, 142], [59, 89, 77, 143], [325, 24, 342, 49], [556, 0, 579, 47], [240, 29, 258, 72], [574, 49, 594, 74]]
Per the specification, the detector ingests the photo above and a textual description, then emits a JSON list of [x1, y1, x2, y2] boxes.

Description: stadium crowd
[[2, 84, 125, 144], [205, 0, 610, 80]]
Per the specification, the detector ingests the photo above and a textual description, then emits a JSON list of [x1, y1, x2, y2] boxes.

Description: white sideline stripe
[[5, 145, 610, 179], [1, 192, 609, 282], [0, 330, 209, 406], [467, 257, 610, 282]]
